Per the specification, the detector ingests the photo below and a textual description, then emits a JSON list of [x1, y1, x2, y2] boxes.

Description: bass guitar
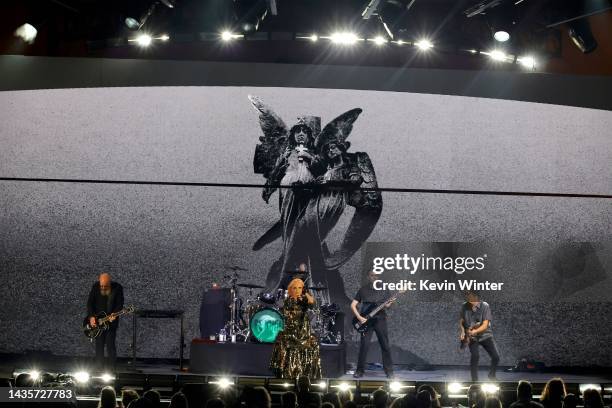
[[352, 290, 406, 334], [83, 306, 135, 339]]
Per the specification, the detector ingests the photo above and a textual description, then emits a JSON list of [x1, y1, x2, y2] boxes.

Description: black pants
[[95, 324, 118, 370], [469, 336, 500, 381], [356, 316, 393, 373]]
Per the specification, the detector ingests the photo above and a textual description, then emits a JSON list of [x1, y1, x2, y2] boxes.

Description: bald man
[[87, 273, 124, 370]]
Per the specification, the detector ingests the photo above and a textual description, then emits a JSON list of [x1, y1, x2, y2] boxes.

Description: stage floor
[[3, 353, 610, 385]]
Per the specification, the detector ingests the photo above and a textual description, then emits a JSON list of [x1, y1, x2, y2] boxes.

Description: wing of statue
[[325, 151, 383, 270], [248, 95, 289, 203], [314, 108, 362, 154]]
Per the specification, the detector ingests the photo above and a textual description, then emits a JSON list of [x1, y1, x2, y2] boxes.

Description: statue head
[[288, 116, 320, 148]]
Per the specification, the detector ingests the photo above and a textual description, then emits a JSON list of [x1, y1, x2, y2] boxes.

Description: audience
[[415, 390, 432, 408], [372, 388, 390, 408], [242, 385, 272, 408], [540, 378, 566, 408], [122, 389, 140, 408], [282, 391, 298, 408], [467, 384, 486, 408], [338, 389, 354, 406], [323, 392, 343, 408], [562, 394, 578, 408], [296, 376, 322, 408], [143, 389, 162, 408], [417, 385, 441, 408], [169, 392, 189, 408], [344, 401, 358, 408], [99, 386, 118, 408], [127, 397, 154, 408], [485, 397, 502, 408], [582, 389, 604, 408], [509, 381, 544, 408], [323, 403, 336, 408]]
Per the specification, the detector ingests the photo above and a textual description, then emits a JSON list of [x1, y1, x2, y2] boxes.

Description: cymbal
[[237, 283, 265, 289], [308, 286, 328, 291]]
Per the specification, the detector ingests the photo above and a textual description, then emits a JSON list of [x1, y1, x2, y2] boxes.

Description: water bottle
[[219, 328, 227, 342], [335, 331, 342, 344]]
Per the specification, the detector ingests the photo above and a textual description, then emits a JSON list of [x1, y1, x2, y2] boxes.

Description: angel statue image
[[248, 95, 382, 307]]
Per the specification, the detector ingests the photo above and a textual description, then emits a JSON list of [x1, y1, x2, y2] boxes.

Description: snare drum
[[249, 307, 284, 343]]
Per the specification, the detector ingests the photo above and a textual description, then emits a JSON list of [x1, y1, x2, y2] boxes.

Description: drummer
[[278, 262, 310, 290]]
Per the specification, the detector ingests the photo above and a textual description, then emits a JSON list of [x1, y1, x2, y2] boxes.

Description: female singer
[[270, 278, 321, 379]]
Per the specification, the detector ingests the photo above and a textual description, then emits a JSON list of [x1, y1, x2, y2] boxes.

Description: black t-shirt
[[87, 281, 124, 317], [354, 283, 389, 316]]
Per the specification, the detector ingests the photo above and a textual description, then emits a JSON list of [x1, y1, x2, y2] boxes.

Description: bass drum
[[249, 307, 284, 343]]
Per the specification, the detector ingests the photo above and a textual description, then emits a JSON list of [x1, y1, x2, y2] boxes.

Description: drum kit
[[222, 266, 342, 344]]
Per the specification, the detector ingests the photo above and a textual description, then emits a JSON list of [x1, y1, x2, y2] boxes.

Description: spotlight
[[372, 36, 387, 45], [579, 384, 601, 394], [221, 31, 235, 41], [159, 34, 170, 41], [482, 383, 499, 394], [283, 382, 291, 388], [100, 373, 114, 383], [29, 370, 40, 381], [73, 371, 90, 384], [330, 32, 359, 45], [217, 377, 232, 389], [338, 382, 351, 391], [396, 39, 405, 45], [310, 34, 318, 42], [14, 23, 37, 44], [135, 34, 152, 47], [518, 55, 536, 69], [494, 30, 510, 42], [317, 381, 326, 389], [389, 381, 402, 392], [448, 382, 463, 394], [415, 39, 433, 50], [489, 50, 507, 61], [567, 19, 597, 53]]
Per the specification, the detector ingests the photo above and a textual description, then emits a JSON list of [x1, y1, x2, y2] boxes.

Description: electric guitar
[[352, 290, 406, 334], [83, 306, 135, 339], [459, 322, 482, 349]]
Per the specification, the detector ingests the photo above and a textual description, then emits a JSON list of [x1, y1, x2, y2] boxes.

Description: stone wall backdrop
[[0, 86, 611, 367]]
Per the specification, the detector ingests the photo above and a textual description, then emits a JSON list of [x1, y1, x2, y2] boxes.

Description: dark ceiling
[[1, 0, 612, 75]]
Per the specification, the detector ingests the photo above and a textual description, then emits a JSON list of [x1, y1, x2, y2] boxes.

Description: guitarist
[[459, 290, 500, 381], [87, 272, 124, 370], [351, 271, 395, 379]]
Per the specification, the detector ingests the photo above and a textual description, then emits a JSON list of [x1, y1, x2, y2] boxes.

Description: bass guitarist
[[87, 272, 124, 370], [351, 270, 395, 379], [459, 290, 500, 381]]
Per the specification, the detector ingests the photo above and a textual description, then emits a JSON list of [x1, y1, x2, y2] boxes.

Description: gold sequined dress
[[270, 296, 322, 379]]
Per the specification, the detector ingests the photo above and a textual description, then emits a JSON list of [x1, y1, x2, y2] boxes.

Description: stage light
[[448, 382, 463, 393], [389, 381, 402, 392], [494, 30, 510, 42], [221, 31, 235, 41], [579, 384, 601, 394], [310, 34, 318, 42], [74, 371, 90, 383], [396, 40, 404, 45], [518, 55, 536, 70], [415, 39, 433, 51], [100, 373, 114, 383], [217, 377, 233, 389], [338, 382, 351, 391], [14, 23, 37, 44], [482, 383, 499, 394], [29, 370, 40, 381], [330, 32, 359, 45], [317, 381, 326, 389], [489, 50, 507, 61], [135, 34, 152, 47], [372, 36, 387, 45], [567, 19, 597, 53], [159, 34, 170, 41]]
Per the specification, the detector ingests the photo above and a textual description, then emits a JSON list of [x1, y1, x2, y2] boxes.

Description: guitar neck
[[367, 293, 398, 317], [99, 308, 129, 323]]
